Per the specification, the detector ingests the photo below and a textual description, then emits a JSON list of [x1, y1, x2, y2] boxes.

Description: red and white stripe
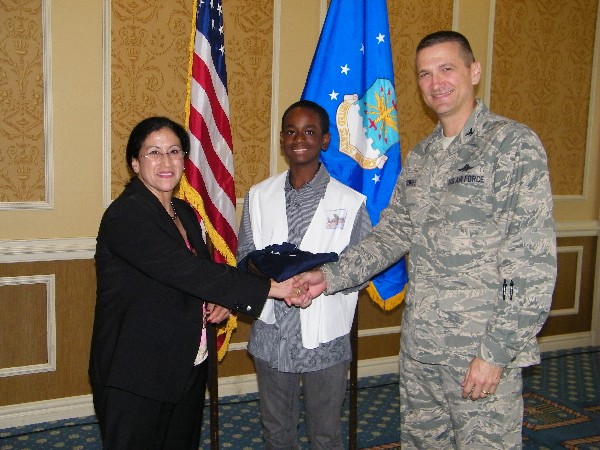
[[185, 27, 237, 262]]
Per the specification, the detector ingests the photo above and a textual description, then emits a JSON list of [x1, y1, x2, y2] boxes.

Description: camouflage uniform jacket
[[323, 100, 557, 368]]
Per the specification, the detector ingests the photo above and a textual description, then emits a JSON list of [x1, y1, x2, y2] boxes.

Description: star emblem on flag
[[302, 0, 407, 308]]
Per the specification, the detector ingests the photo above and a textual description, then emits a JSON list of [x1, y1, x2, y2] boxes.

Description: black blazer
[[89, 178, 270, 403]]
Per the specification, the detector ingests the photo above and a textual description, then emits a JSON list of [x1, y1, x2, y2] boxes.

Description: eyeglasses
[[139, 148, 187, 162]]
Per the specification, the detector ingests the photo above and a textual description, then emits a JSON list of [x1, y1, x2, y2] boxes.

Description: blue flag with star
[[302, 0, 407, 309]]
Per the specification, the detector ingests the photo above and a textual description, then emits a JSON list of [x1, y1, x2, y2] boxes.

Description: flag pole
[[349, 311, 358, 449], [184, 0, 238, 444], [208, 324, 219, 449], [206, 238, 220, 450]]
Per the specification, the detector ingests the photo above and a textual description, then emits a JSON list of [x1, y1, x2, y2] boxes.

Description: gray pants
[[399, 351, 523, 449], [254, 357, 349, 450]]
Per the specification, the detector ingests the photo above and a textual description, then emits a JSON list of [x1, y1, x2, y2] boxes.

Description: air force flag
[[302, 0, 407, 309]]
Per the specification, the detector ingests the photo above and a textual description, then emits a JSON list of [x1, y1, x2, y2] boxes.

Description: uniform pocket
[[437, 288, 494, 332]]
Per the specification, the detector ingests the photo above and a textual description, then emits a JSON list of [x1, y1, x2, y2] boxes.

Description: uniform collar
[[429, 99, 488, 154]]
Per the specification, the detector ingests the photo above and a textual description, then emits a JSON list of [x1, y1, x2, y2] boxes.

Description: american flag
[[180, 0, 237, 359], [181, 0, 237, 267]]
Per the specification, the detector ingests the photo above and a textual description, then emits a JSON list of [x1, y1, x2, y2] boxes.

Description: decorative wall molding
[[102, 0, 112, 209], [491, 1, 598, 199], [550, 246, 583, 317], [0, 238, 95, 263], [0, 354, 398, 428], [269, 0, 282, 179], [0, 0, 53, 210], [538, 331, 593, 353], [0, 275, 56, 378], [556, 220, 600, 237], [0, 394, 94, 429], [226, 325, 402, 352], [0, 326, 593, 429], [452, 0, 496, 105], [553, 2, 600, 202]]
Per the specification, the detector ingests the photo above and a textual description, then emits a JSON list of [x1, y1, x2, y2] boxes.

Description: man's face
[[416, 41, 480, 123]]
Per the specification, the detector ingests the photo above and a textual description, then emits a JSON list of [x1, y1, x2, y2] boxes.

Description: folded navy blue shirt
[[238, 242, 339, 282]]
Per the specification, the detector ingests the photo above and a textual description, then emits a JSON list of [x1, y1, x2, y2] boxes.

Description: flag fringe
[[365, 281, 405, 311], [184, 0, 198, 125], [179, 174, 237, 266], [216, 314, 237, 361], [179, 174, 237, 362], [183, 0, 237, 362]]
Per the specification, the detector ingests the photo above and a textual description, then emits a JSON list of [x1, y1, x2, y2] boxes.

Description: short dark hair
[[417, 30, 475, 66], [281, 100, 330, 134], [125, 116, 190, 170]]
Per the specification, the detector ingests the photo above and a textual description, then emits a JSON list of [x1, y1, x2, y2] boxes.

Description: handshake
[[267, 269, 329, 309], [241, 243, 338, 309]]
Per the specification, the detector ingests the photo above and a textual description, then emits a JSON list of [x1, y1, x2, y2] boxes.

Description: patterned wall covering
[[110, 0, 192, 197], [387, 0, 453, 159], [108, 0, 452, 199], [491, 0, 598, 196], [0, 0, 45, 203], [110, 0, 274, 200], [226, 0, 273, 198]]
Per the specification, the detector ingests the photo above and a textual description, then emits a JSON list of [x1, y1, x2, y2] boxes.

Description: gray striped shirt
[[237, 164, 372, 372]]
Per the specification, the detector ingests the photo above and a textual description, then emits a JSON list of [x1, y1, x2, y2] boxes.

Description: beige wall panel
[[454, 0, 493, 101], [0, 0, 45, 203], [0, 259, 95, 406], [551, 251, 578, 311], [272, 0, 324, 174], [0, 283, 47, 368], [229, 314, 252, 344], [356, 290, 403, 330], [218, 347, 255, 377], [0, 0, 105, 238], [357, 334, 400, 361], [540, 236, 597, 337], [387, 0, 453, 159], [491, 0, 598, 199], [110, 0, 192, 197], [227, 0, 274, 196]]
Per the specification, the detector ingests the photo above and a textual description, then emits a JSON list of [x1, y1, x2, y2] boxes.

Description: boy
[[237, 100, 372, 449]]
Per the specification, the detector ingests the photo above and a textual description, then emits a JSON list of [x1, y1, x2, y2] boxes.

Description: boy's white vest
[[248, 171, 366, 349]]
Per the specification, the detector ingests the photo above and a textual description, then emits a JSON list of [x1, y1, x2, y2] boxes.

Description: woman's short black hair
[[125, 116, 190, 170]]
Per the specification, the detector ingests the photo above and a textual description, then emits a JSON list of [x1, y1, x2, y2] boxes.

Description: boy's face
[[280, 107, 330, 166]]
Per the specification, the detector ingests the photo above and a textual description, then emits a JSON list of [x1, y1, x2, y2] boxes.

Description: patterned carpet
[[0, 346, 598, 449]]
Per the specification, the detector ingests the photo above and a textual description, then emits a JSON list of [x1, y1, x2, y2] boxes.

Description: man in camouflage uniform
[[294, 31, 556, 448]]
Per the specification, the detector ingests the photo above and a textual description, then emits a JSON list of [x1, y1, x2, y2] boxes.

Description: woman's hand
[[268, 278, 312, 308], [205, 303, 231, 324]]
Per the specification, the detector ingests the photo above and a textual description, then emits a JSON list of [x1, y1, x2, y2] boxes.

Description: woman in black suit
[[89, 116, 308, 449]]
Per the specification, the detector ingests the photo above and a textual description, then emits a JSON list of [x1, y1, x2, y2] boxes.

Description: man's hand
[[461, 356, 504, 400], [293, 269, 328, 299]]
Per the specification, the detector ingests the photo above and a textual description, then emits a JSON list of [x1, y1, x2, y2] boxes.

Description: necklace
[[169, 201, 178, 221]]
